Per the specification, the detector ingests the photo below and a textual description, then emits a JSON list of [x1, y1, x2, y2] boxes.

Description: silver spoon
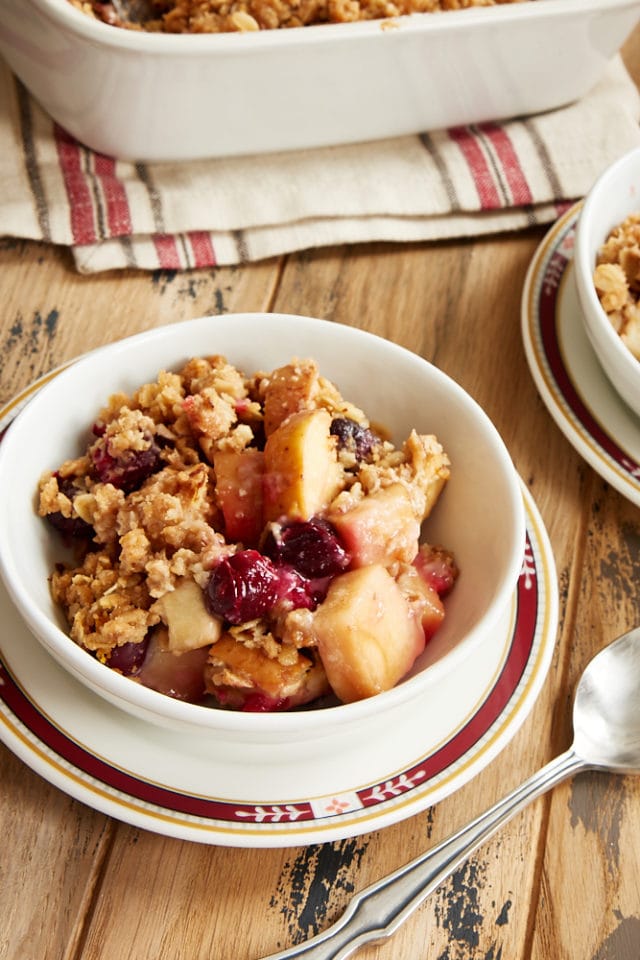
[[259, 626, 640, 960]]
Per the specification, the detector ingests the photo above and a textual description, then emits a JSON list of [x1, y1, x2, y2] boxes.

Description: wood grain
[[1, 28, 640, 960]]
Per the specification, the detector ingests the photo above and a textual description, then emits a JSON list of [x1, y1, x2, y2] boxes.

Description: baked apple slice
[[152, 577, 223, 652], [204, 634, 330, 711], [395, 565, 445, 641], [213, 447, 265, 546], [263, 408, 343, 522], [262, 360, 320, 436], [135, 627, 211, 702], [310, 564, 425, 703], [327, 482, 420, 569]]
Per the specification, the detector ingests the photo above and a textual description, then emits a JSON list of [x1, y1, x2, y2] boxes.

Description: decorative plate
[[0, 377, 558, 847], [522, 203, 640, 507]]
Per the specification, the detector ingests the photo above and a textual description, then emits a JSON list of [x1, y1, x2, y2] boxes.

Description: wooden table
[[1, 30, 640, 960]]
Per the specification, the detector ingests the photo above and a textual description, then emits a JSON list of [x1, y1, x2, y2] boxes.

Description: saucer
[[0, 379, 558, 848], [0, 487, 557, 848], [522, 203, 640, 507]]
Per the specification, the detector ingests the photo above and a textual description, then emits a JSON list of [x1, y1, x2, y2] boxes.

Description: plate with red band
[[522, 203, 640, 508], [0, 382, 558, 848]]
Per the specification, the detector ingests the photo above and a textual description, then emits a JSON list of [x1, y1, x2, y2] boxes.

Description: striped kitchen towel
[[1, 54, 640, 273]]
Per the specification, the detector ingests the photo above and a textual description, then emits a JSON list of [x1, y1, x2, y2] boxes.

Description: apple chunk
[[327, 483, 420, 569], [396, 564, 445, 641], [136, 627, 211, 702], [213, 447, 265, 546], [204, 634, 330, 710], [262, 360, 320, 436], [311, 564, 425, 703], [263, 408, 343, 522], [152, 578, 223, 652]]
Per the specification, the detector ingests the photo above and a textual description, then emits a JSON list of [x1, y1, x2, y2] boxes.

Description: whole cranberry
[[330, 417, 379, 461], [104, 637, 149, 675], [90, 435, 161, 492], [46, 475, 94, 543], [262, 518, 350, 579], [205, 550, 281, 625]]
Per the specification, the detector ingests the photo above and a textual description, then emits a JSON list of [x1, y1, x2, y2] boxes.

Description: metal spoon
[[259, 626, 640, 960]]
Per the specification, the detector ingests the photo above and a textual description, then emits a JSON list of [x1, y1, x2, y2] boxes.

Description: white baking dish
[[0, 0, 639, 161]]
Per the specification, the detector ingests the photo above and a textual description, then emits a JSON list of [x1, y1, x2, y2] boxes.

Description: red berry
[[205, 550, 281, 624], [262, 518, 350, 579], [90, 436, 161, 492], [104, 637, 149, 675], [47, 475, 94, 543], [330, 417, 379, 461], [240, 693, 288, 712]]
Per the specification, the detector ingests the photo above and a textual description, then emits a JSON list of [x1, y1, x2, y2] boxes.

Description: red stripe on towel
[[188, 231, 217, 268], [54, 125, 97, 245], [555, 199, 573, 218], [153, 234, 182, 270], [94, 154, 132, 236], [478, 123, 533, 206], [448, 126, 500, 209]]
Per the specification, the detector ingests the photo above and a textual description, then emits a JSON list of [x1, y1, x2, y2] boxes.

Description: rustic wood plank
[[529, 485, 640, 960], [0, 238, 281, 407], [0, 242, 283, 960], [0, 747, 114, 960]]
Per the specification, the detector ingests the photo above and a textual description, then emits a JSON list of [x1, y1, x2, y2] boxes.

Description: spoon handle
[[259, 748, 588, 960]]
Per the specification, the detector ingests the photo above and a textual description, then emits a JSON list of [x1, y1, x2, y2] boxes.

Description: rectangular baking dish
[[0, 0, 638, 161]]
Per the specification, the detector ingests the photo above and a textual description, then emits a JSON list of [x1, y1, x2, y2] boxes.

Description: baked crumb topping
[[594, 213, 640, 361], [69, 0, 527, 33]]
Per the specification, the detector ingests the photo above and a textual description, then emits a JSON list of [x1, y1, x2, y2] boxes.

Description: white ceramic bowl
[[0, 313, 525, 747], [574, 147, 640, 420], [0, 0, 639, 161]]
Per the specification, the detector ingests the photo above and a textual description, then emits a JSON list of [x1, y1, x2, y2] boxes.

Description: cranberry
[[104, 637, 149, 675], [272, 564, 328, 611], [46, 476, 94, 542], [205, 550, 281, 624], [205, 547, 332, 624], [90, 436, 161, 492], [47, 510, 94, 542], [262, 518, 350, 579], [330, 417, 379, 461]]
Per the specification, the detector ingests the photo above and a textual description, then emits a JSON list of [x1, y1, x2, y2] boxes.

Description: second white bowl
[[574, 147, 640, 420]]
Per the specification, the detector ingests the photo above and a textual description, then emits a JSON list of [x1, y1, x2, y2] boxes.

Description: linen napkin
[[1, 54, 640, 273]]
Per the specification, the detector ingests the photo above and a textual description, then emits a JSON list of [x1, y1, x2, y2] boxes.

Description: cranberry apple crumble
[[70, 0, 525, 33], [38, 355, 457, 711]]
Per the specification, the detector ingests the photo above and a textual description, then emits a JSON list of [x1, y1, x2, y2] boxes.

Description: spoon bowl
[[573, 626, 640, 773]]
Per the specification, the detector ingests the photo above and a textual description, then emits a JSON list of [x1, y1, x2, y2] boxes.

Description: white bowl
[[574, 147, 640, 420], [0, 313, 525, 747], [0, 0, 638, 160]]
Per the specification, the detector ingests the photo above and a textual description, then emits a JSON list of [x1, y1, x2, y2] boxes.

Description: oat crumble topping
[[593, 213, 640, 362], [70, 0, 526, 33]]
